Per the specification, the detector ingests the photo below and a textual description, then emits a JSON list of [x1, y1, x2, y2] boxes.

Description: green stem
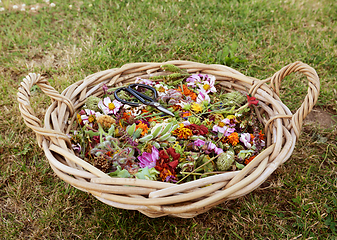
[[135, 111, 166, 120], [180, 171, 226, 176], [176, 154, 219, 184], [233, 103, 249, 113]]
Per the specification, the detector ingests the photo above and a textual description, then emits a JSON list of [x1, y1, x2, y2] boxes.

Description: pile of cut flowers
[[70, 65, 265, 183]]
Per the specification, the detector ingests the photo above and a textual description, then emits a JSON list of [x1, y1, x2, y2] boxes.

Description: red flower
[[155, 148, 181, 182], [166, 147, 180, 161], [185, 124, 208, 135], [168, 160, 179, 169], [247, 94, 259, 106], [159, 150, 170, 160]]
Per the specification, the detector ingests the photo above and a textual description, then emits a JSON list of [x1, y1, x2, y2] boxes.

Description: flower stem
[[180, 171, 226, 176], [135, 112, 166, 120], [233, 103, 249, 113], [176, 154, 219, 184]]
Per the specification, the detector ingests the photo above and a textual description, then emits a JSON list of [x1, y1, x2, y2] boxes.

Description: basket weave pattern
[[17, 61, 319, 218]]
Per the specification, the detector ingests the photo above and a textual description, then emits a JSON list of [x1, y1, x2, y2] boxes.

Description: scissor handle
[[129, 84, 158, 100], [114, 84, 158, 107]]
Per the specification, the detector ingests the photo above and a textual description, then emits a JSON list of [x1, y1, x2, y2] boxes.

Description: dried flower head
[[97, 115, 116, 129], [93, 155, 112, 173]]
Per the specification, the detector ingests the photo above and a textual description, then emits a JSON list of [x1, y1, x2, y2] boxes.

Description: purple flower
[[165, 174, 178, 183], [240, 133, 252, 149], [194, 139, 205, 147], [138, 146, 159, 168]]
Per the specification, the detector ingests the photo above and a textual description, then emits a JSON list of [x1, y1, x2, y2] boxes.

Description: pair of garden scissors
[[114, 83, 175, 117]]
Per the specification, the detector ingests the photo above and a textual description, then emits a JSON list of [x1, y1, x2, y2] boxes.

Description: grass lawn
[[0, 0, 336, 239]]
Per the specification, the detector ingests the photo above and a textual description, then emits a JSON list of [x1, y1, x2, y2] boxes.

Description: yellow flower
[[77, 113, 82, 124], [88, 115, 95, 123], [191, 102, 202, 113], [171, 124, 193, 139]]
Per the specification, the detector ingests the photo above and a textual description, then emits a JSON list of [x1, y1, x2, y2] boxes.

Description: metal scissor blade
[[156, 106, 175, 117]]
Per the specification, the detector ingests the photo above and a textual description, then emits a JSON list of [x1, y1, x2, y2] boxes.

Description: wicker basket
[[17, 60, 319, 218]]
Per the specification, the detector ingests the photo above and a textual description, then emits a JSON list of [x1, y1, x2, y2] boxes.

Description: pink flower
[[135, 77, 154, 86], [186, 74, 202, 87], [212, 120, 235, 137], [196, 90, 210, 103], [207, 142, 223, 155], [186, 74, 213, 87], [160, 89, 182, 104], [194, 139, 205, 147], [102, 84, 108, 94], [98, 97, 122, 115], [80, 109, 101, 127], [197, 75, 216, 94], [138, 146, 159, 168], [240, 133, 252, 149]]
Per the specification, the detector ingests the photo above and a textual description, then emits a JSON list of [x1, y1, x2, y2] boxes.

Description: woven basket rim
[[17, 60, 320, 218]]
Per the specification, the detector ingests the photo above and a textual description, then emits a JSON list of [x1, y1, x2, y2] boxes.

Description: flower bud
[[85, 96, 102, 112]]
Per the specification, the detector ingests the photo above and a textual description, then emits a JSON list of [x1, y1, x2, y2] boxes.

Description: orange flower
[[259, 130, 265, 140], [250, 134, 255, 141], [122, 112, 132, 121], [171, 124, 193, 139], [177, 85, 197, 101], [136, 121, 149, 136], [244, 155, 255, 165], [172, 105, 182, 111], [159, 168, 176, 182], [182, 111, 192, 118], [227, 132, 239, 146]]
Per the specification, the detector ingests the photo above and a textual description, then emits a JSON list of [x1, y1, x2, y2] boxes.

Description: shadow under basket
[[17, 60, 320, 218]]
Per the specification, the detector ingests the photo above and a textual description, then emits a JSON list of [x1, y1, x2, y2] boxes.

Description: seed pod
[[127, 123, 136, 136], [152, 141, 160, 149], [158, 132, 171, 141], [167, 136, 176, 142], [159, 122, 173, 136], [190, 135, 205, 141], [170, 124, 179, 132], [139, 134, 154, 143], [132, 128, 143, 139], [151, 124, 163, 138], [217, 148, 235, 171], [108, 124, 115, 136]]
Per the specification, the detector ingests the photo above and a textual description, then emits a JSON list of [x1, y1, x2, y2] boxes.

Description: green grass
[[1, 0, 337, 239]]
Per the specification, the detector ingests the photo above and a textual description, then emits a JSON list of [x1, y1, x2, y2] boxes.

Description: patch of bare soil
[[304, 107, 336, 129]]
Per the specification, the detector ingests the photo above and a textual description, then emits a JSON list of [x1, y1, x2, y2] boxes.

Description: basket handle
[[268, 61, 320, 137], [17, 73, 74, 147]]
